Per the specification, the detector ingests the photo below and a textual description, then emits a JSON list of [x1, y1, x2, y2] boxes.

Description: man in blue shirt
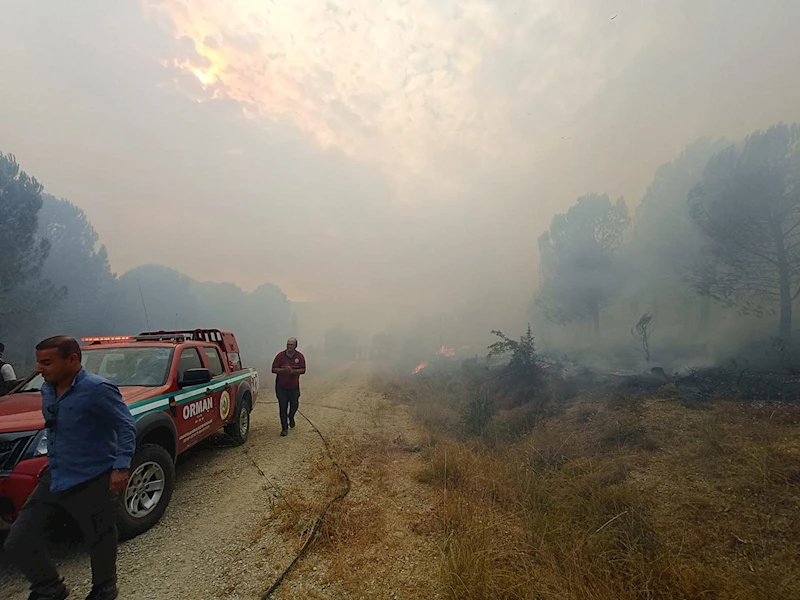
[[4, 336, 136, 600]]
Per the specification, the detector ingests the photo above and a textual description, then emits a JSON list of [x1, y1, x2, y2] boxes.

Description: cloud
[[145, 0, 660, 199]]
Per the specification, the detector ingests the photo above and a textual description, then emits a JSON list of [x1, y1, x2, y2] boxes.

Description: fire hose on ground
[[249, 401, 352, 599]]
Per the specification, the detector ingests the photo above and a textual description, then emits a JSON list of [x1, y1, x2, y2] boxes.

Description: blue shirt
[[42, 368, 137, 492]]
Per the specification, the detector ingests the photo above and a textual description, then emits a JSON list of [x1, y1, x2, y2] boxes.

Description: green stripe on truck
[[129, 371, 254, 418]]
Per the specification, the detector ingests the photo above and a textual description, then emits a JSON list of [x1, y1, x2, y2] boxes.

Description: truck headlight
[[23, 429, 48, 459]]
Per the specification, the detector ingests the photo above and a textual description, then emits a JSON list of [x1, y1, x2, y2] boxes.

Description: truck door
[[175, 347, 215, 451], [200, 345, 232, 430]]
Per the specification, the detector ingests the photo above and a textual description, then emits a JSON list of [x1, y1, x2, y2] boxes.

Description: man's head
[[0, 342, 5, 357], [35, 336, 82, 385], [286, 338, 298, 355]]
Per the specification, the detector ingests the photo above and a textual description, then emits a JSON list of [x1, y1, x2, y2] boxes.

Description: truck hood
[[0, 393, 43, 433], [0, 386, 166, 434], [119, 386, 163, 404]]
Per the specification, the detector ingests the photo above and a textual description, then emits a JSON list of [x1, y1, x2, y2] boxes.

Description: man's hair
[[287, 337, 298, 346], [0, 342, 5, 353], [36, 336, 82, 360]]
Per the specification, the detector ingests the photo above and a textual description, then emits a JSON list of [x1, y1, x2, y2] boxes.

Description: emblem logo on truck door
[[220, 390, 231, 420]]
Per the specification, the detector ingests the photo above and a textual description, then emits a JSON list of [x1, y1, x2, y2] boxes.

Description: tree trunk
[[778, 263, 792, 343], [683, 295, 691, 330], [774, 225, 792, 344], [699, 295, 711, 334]]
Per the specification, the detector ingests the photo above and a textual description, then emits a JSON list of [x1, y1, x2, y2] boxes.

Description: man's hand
[[283, 366, 294, 374], [110, 469, 130, 494]]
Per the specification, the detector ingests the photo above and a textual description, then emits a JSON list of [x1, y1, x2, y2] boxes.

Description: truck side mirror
[[179, 368, 212, 388]]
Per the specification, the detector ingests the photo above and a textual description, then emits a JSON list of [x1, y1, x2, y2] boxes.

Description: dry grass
[[268, 453, 342, 550], [376, 370, 800, 600], [268, 420, 445, 598]]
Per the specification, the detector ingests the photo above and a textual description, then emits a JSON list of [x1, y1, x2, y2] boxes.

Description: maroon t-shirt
[[272, 350, 306, 390]]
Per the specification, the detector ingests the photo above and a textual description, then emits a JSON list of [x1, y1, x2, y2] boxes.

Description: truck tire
[[225, 395, 251, 446], [117, 443, 175, 540]]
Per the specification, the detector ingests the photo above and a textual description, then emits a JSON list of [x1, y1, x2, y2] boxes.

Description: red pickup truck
[[0, 329, 259, 539]]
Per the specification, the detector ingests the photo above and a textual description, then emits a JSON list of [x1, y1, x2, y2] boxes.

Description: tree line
[[535, 123, 800, 353], [0, 153, 295, 373]]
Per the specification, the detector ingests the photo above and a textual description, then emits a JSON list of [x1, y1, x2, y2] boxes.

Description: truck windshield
[[16, 346, 174, 392]]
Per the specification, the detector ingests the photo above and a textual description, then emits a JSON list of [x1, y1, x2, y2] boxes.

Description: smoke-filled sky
[[1, 0, 799, 309]]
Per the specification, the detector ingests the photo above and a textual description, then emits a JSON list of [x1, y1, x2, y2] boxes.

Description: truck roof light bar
[[81, 336, 133, 344]]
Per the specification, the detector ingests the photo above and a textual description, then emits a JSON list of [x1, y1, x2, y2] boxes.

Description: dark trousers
[[276, 386, 300, 431], [3, 468, 118, 594]]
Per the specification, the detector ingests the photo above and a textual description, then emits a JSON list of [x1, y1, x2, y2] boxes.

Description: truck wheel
[[225, 396, 251, 446], [117, 443, 175, 541]]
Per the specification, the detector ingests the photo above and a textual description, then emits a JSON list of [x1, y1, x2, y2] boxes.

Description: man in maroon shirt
[[271, 338, 306, 436]]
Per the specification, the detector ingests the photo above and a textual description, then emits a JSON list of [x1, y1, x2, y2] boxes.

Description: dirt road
[[0, 364, 443, 600]]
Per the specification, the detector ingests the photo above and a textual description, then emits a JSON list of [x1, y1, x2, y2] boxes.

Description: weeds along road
[[1, 362, 440, 600]]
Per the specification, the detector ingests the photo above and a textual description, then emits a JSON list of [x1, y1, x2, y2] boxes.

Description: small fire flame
[[413, 362, 428, 374], [438, 345, 455, 357]]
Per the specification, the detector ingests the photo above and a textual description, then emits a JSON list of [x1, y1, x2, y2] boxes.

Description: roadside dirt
[[0, 364, 444, 600]]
